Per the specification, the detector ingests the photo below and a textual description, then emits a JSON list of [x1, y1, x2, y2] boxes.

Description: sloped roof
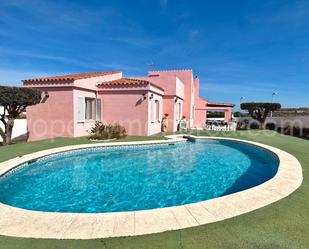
[[23, 71, 121, 83], [97, 78, 164, 91], [148, 69, 192, 73]]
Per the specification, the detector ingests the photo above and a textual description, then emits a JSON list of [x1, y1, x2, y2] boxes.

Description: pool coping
[[0, 136, 303, 239]]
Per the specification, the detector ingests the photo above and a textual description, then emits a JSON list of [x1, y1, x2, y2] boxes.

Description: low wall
[[236, 116, 309, 128], [267, 116, 309, 128], [0, 119, 28, 142]]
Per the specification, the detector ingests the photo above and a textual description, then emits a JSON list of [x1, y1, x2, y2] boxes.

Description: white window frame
[[85, 97, 96, 121], [77, 96, 102, 123]]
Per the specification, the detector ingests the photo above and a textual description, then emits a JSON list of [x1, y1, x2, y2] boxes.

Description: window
[[85, 98, 96, 120], [77, 97, 102, 122], [96, 99, 102, 120], [156, 100, 160, 122]]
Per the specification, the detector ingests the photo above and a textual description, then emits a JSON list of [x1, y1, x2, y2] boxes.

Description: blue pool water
[[0, 140, 279, 213]]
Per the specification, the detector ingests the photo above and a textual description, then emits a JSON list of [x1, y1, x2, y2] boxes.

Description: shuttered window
[[77, 97, 102, 122], [85, 98, 96, 120]]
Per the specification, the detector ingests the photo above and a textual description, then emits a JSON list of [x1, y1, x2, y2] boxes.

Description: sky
[[0, 0, 308, 109]]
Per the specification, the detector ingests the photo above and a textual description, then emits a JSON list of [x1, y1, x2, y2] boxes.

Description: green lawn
[[0, 131, 308, 249]]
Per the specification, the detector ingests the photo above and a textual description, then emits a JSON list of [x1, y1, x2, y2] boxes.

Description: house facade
[[23, 70, 234, 141]]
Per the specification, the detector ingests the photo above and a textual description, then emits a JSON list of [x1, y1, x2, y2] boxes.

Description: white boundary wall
[[0, 107, 27, 142]]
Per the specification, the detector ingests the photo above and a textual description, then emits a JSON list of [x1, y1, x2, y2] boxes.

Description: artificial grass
[[0, 131, 308, 249]]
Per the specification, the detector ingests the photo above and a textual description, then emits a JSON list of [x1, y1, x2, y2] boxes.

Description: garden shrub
[[89, 122, 127, 140], [249, 120, 260, 129], [265, 123, 276, 130], [111, 123, 127, 139]]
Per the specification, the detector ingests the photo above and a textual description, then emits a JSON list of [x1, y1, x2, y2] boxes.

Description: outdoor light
[[149, 93, 154, 99], [142, 93, 147, 100], [44, 91, 49, 98]]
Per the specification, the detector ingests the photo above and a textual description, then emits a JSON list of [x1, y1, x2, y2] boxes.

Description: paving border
[[0, 136, 303, 239]]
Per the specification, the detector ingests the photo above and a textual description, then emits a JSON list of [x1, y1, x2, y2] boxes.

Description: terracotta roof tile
[[23, 71, 121, 83], [97, 78, 164, 91]]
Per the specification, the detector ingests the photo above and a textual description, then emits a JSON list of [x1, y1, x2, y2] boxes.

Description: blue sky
[[0, 0, 308, 109]]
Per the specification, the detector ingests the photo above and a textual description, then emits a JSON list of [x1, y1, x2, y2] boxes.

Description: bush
[[111, 123, 127, 139], [265, 123, 276, 130], [89, 122, 127, 140], [249, 120, 260, 129]]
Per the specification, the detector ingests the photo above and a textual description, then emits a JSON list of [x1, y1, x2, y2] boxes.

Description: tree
[[240, 102, 281, 129], [0, 86, 41, 145]]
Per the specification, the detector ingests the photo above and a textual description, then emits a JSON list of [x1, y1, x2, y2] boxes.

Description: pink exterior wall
[[193, 78, 207, 128], [144, 75, 184, 99], [176, 77, 185, 99], [72, 73, 123, 137], [145, 71, 186, 132], [74, 72, 122, 90], [162, 97, 175, 132], [26, 87, 74, 141], [161, 97, 183, 132], [147, 93, 163, 135], [98, 83, 163, 136], [148, 70, 194, 126], [98, 90, 149, 136]]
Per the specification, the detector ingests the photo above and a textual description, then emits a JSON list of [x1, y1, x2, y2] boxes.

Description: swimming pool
[[0, 139, 279, 213]]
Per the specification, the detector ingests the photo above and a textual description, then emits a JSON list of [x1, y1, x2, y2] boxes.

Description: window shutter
[[158, 101, 162, 121], [176, 103, 179, 121], [150, 100, 154, 123], [96, 99, 102, 120], [77, 96, 85, 122]]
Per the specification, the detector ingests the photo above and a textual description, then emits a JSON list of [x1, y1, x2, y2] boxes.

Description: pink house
[[23, 70, 234, 141]]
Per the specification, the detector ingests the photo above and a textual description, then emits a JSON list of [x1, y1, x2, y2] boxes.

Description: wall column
[[224, 109, 231, 122]]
